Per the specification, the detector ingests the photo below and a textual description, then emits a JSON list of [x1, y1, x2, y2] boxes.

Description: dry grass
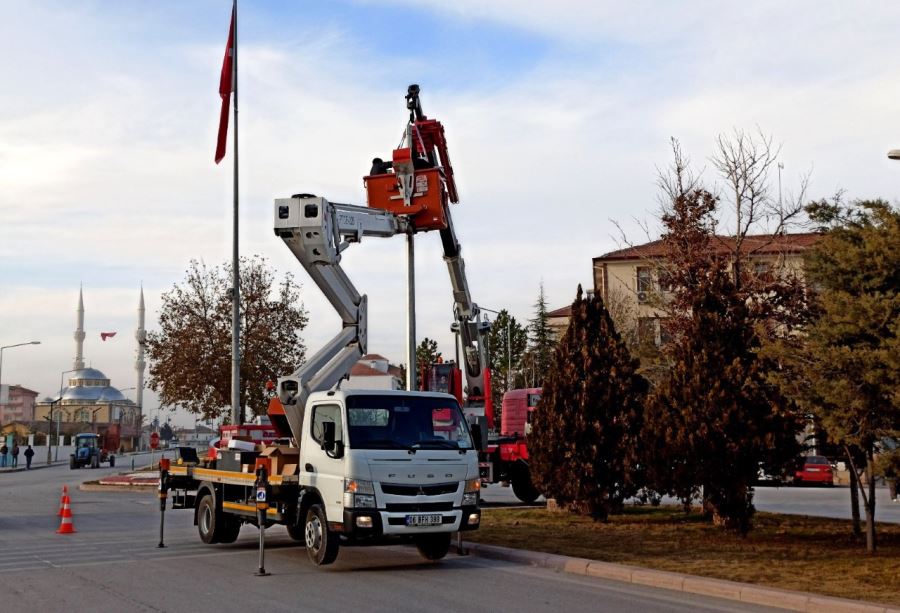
[[467, 506, 900, 605]]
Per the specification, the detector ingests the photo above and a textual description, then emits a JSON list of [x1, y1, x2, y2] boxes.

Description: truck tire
[[197, 494, 221, 544], [286, 522, 304, 542], [415, 533, 451, 561], [217, 515, 242, 544], [304, 504, 339, 565], [511, 465, 540, 504], [108, 455, 115, 468], [69, 455, 76, 470]]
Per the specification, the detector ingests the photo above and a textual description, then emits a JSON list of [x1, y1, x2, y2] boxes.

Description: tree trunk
[[848, 459, 862, 537], [864, 449, 877, 553]]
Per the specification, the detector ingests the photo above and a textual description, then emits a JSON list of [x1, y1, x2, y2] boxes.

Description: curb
[[78, 481, 156, 493], [453, 541, 899, 613]]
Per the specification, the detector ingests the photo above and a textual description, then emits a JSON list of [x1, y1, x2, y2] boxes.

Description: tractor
[[69, 433, 115, 469]]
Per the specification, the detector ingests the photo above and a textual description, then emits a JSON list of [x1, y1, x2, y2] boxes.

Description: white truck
[[165, 87, 486, 566]]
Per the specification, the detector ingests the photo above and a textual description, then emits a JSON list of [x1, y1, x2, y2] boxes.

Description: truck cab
[[297, 389, 481, 563]]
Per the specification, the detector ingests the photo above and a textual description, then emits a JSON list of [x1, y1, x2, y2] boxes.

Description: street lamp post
[[51, 368, 79, 463], [0, 341, 41, 466], [480, 308, 512, 392], [0, 340, 41, 405]]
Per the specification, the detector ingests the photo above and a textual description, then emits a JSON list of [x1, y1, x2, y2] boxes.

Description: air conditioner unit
[[637, 291, 649, 303]]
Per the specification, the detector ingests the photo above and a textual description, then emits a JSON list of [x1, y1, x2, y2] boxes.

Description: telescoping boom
[[269, 85, 492, 443]]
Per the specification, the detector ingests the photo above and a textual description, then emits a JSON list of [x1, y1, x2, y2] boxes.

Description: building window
[[638, 318, 656, 346], [659, 318, 672, 347], [593, 265, 605, 298], [753, 261, 771, 279], [636, 267, 653, 293], [638, 317, 671, 348]]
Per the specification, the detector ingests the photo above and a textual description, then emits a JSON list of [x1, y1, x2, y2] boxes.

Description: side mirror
[[467, 415, 488, 452], [321, 421, 344, 458]]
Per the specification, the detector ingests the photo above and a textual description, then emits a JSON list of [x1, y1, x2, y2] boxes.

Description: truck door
[[305, 403, 345, 523]]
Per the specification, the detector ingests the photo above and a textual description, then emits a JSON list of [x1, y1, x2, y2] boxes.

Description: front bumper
[[342, 506, 480, 538]]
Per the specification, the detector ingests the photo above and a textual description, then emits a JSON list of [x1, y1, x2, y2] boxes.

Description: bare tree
[[710, 128, 809, 288]]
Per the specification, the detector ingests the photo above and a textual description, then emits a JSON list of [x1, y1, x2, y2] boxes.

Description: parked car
[[794, 455, 834, 486]]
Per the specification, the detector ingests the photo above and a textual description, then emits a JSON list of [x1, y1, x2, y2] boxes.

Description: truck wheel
[[109, 455, 115, 467], [304, 504, 339, 565], [512, 466, 540, 504], [217, 515, 242, 544], [69, 455, 76, 470], [286, 522, 304, 542], [415, 533, 451, 561], [197, 494, 221, 544]]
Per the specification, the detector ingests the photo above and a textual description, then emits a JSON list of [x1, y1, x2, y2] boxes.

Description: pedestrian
[[23, 445, 34, 470], [0, 443, 7, 468], [11, 443, 19, 468]]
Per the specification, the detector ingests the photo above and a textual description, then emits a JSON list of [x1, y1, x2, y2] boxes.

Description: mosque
[[33, 287, 147, 451]]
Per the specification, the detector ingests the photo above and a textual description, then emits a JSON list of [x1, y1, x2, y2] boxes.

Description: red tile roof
[[350, 363, 390, 377], [594, 233, 821, 262], [547, 305, 572, 318], [360, 353, 389, 361]]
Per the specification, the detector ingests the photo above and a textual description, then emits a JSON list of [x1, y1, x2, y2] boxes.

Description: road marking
[[30, 554, 59, 568]]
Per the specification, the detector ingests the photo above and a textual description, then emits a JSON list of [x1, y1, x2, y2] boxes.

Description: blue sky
[[3, 1, 900, 425]]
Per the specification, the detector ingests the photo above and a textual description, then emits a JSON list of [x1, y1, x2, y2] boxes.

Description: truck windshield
[[346, 395, 473, 450]]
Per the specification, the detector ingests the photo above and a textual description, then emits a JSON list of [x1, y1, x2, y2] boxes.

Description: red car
[[794, 456, 834, 486]]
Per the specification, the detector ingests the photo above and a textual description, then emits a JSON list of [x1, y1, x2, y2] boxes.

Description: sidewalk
[[0, 451, 155, 474], [453, 541, 900, 613]]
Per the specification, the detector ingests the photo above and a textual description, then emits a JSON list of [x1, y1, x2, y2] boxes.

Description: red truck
[[421, 362, 542, 503]]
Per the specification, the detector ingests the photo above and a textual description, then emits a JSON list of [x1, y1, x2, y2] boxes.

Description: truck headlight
[[344, 478, 375, 495], [344, 479, 376, 509], [462, 478, 480, 506]]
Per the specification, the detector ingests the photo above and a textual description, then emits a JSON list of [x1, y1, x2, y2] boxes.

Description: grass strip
[[466, 506, 900, 605]]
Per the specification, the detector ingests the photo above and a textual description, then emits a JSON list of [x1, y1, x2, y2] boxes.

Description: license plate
[[405, 513, 442, 527]]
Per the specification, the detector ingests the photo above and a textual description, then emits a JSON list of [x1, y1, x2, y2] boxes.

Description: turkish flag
[[101, 332, 117, 341], [214, 5, 235, 164]]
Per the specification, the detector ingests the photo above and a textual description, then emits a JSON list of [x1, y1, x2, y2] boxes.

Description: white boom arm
[[273, 194, 408, 442], [439, 208, 490, 399]]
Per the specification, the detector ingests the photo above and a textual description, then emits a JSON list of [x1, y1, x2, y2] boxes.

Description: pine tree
[[530, 286, 647, 520], [765, 199, 900, 552], [642, 168, 802, 534], [527, 282, 556, 386], [485, 309, 528, 417], [414, 337, 440, 388]]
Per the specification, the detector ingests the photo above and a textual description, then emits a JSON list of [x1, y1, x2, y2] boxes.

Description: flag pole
[[230, 0, 241, 426]]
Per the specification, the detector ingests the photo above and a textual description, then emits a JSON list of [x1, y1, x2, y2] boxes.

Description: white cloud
[[4, 1, 900, 415]]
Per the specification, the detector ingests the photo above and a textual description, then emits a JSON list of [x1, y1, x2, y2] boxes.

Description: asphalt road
[[0, 463, 779, 613], [480, 482, 900, 524]]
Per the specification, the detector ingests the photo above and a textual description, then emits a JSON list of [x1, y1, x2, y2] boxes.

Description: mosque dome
[[53, 367, 133, 405]]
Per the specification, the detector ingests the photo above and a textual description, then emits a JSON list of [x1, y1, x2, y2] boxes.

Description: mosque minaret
[[135, 286, 146, 411], [74, 285, 86, 370]]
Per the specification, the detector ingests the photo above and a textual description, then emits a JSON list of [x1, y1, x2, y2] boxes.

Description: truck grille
[[385, 502, 454, 512], [381, 482, 459, 496]]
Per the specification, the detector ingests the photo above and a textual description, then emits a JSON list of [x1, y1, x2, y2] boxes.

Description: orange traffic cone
[[58, 485, 68, 516], [57, 493, 76, 534]]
